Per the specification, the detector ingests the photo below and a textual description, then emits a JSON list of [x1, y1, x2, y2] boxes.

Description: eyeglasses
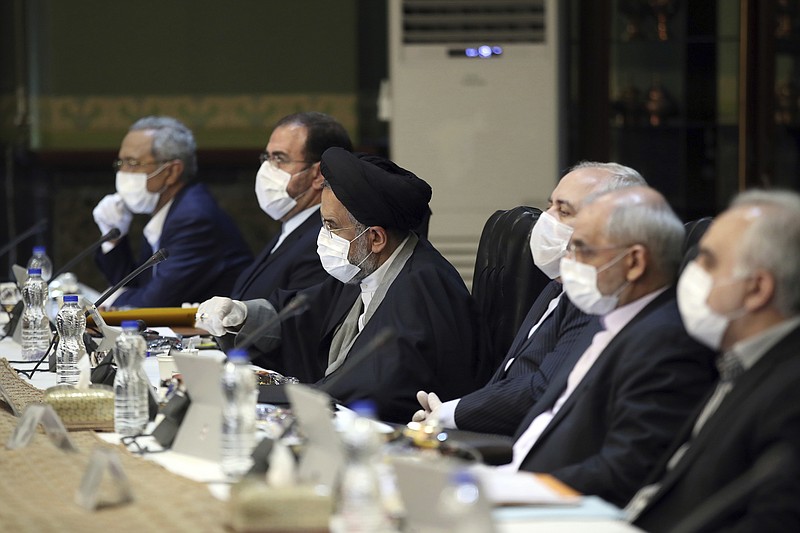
[[566, 242, 630, 260], [259, 151, 311, 168], [322, 220, 356, 238], [113, 158, 171, 171]]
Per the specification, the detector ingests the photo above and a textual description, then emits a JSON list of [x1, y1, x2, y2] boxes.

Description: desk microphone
[[0, 219, 48, 260], [50, 228, 121, 281], [89, 247, 169, 313], [236, 293, 311, 352]]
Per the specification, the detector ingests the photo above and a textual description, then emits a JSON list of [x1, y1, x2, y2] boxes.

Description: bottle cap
[[63, 295, 79, 303], [348, 399, 377, 419], [33, 246, 46, 254], [227, 348, 249, 362], [120, 320, 139, 330], [27, 268, 42, 275], [450, 469, 478, 485]]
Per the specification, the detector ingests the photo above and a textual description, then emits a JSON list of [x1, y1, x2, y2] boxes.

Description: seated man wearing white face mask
[[197, 148, 493, 423], [93, 116, 252, 307], [627, 190, 800, 533], [219, 112, 351, 303], [414, 161, 646, 436], [498, 186, 716, 508]]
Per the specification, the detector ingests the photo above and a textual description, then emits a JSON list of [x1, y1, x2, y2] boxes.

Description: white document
[[472, 465, 580, 506]]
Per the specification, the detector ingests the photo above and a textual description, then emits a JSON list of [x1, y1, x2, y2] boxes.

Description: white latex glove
[[195, 296, 247, 337], [411, 390, 442, 425], [92, 193, 132, 237]]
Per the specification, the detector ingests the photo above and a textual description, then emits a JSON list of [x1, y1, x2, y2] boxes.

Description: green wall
[[12, 0, 360, 150]]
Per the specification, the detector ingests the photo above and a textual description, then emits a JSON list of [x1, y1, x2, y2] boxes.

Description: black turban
[[320, 148, 432, 231]]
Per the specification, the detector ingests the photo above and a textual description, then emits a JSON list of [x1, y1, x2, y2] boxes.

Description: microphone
[[90, 248, 169, 312], [0, 219, 48, 260], [236, 293, 311, 352], [77, 248, 169, 359], [50, 228, 121, 281]]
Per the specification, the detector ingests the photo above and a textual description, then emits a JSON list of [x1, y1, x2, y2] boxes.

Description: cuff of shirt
[[439, 399, 460, 429]]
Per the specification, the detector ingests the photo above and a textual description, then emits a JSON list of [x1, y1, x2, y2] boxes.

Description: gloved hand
[[411, 390, 442, 425], [92, 193, 132, 237], [195, 296, 248, 337]]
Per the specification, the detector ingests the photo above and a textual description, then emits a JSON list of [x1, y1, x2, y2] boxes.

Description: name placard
[[75, 446, 135, 510], [6, 403, 77, 452]]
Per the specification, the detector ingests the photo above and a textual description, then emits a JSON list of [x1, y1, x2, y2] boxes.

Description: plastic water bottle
[[220, 348, 257, 478], [114, 320, 149, 436], [338, 400, 394, 532], [27, 246, 53, 282], [21, 268, 51, 361], [55, 294, 86, 385], [437, 469, 492, 533]]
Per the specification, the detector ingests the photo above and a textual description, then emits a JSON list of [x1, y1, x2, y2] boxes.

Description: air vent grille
[[402, 0, 545, 44]]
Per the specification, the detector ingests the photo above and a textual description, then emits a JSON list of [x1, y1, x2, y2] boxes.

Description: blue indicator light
[[465, 48, 478, 57], [478, 45, 492, 58]]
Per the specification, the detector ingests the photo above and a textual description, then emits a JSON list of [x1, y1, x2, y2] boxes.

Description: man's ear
[[625, 244, 648, 282], [744, 269, 776, 313], [310, 162, 324, 190], [369, 226, 389, 255], [164, 159, 185, 186]]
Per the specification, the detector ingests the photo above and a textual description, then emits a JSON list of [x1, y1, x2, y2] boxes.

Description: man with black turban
[[197, 148, 492, 422]]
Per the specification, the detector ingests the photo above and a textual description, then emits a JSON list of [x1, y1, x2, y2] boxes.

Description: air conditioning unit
[[386, 0, 560, 286]]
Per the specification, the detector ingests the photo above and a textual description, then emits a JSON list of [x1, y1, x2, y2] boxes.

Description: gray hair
[[600, 190, 685, 281], [129, 116, 198, 181], [570, 161, 647, 194], [731, 189, 800, 316]]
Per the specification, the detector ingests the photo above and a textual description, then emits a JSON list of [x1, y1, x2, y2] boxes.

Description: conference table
[[0, 333, 641, 533]]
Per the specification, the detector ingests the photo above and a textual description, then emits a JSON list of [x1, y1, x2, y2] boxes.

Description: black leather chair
[[472, 206, 551, 369], [681, 217, 713, 272]]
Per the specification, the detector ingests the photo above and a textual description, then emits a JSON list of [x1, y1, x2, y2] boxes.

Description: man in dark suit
[[195, 113, 352, 336], [499, 186, 716, 508], [92, 116, 252, 307], [413, 161, 646, 436], [627, 190, 800, 532], [198, 148, 493, 423]]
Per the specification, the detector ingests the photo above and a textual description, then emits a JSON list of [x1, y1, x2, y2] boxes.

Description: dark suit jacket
[[516, 289, 717, 508], [230, 213, 327, 301], [454, 282, 599, 436], [95, 183, 252, 307], [633, 324, 800, 533], [245, 236, 493, 423]]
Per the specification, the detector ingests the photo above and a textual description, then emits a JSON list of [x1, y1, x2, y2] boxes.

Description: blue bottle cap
[[27, 268, 42, 275], [120, 320, 139, 330], [63, 295, 79, 303], [227, 348, 249, 362], [33, 246, 46, 254], [348, 399, 377, 418]]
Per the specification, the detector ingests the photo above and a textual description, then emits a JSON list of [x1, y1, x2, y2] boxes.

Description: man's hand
[[92, 193, 132, 237], [195, 297, 247, 337], [411, 390, 442, 425]]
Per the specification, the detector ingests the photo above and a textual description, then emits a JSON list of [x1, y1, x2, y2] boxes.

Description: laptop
[[171, 350, 226, 462], [285, 383, 345, 489]]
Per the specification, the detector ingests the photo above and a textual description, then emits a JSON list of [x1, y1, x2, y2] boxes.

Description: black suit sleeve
[[454, 304, 597, 436]]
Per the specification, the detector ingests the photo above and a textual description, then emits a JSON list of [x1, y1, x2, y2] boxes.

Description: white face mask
[[316, 226, 372, 284], [529, 211, 574, 279], [677, 261, 747, 350], [116, 167, 165, 214], [254, 162, 311, 221], [560, 251, 630, 315]]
